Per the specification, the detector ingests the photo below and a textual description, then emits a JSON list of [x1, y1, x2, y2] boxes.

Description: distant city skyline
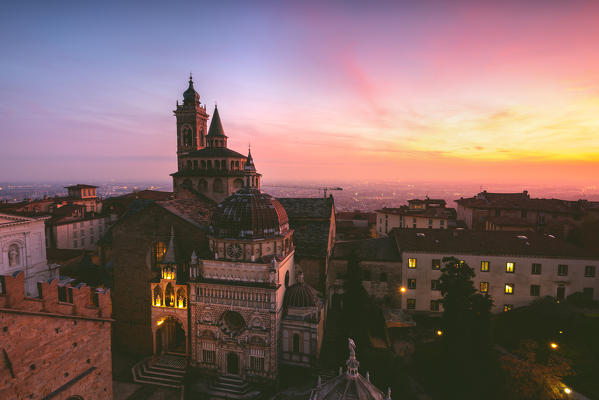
[[1, 1, 599, 184]]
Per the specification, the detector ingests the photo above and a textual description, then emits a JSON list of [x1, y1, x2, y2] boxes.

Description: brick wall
[[112, 204, 209, 355], [0, 271, 112, 399]]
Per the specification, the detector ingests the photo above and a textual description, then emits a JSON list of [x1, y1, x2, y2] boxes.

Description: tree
[[438, 256, 494, 398], [499, 340, 572, 400]]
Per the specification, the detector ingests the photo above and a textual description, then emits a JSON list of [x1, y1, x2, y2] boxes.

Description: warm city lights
[[3, 2, 599, 399]]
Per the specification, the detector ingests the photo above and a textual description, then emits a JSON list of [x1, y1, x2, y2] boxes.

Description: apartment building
[[392, 229, 599, 313], [376, 198, 456, 237]]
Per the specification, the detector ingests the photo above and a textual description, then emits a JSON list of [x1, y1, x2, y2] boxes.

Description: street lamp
[[436, 330, 443, 336], [550, 342, 558, 350], [564, 387, 572, 395], [399, 286, 406, 293]]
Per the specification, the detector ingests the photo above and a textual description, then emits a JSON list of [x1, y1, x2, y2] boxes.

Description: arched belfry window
[[153, 286, 163, 306], [183, 127, 192, 147], [8, 243, 20, 267], [165, 283, 175, 307], [177, 288, 187, 308]]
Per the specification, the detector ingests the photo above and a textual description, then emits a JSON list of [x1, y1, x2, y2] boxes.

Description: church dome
[[284, 279, 319, 308], [309, 339, 391, 400], [211, 187, 289, 239]]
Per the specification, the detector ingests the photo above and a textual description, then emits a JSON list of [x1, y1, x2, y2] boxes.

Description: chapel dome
[[284, 281, 319, 308], [210, 187, 290, 239]]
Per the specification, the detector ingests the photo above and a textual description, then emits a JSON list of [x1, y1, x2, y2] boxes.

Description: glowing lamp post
[[436, 330, 443, 336], [550, 342, 559, 350], [564, 387, 572, 395], [399, 286, 406, 293]]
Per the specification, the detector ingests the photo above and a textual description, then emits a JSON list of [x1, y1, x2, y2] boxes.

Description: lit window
[[153, 286, 162, 306], [432, 259, 441, 270], [481, 261, 489, 272], [585, 266, 596, 277], [407, 299, 416, 309], [532, 263, 542, 275], [557, 264, 568, 276], [430, 300, 440, 311], [504, 304, 513, 312], [505, 283, 514, 295], [530, 285, 540, 296], [176, 288, 187, 308], [408, 258, 417, 269], [153, 242, 167, 265], [480, 282, 489, 293], [506, 262, 515, 273], [431, 280, 440, 291], [408, 279, 416, 289]]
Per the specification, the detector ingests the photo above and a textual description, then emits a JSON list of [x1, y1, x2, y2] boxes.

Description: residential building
[[329, 237, 401, 309], [335, 210, 376, 240], [392, 229, 599, 313], [455, 190, 597, 234], [45, 206, 115, 251], [376, 198, 456, 236]]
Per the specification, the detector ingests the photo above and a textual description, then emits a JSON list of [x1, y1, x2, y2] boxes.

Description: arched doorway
[[227, 352, 239, 375], [155, 317, 186, 355]]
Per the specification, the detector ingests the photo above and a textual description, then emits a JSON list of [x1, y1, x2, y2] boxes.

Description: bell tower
[[174, 74, 209, 160]]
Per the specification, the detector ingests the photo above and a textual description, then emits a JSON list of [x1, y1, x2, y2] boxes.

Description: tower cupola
[[183, 74, 200, 107]]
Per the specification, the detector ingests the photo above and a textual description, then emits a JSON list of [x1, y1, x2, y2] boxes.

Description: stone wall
[[0, 271, 112, 399]]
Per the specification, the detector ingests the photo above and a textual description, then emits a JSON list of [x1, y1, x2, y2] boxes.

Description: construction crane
[[262, 184, 343, 198]]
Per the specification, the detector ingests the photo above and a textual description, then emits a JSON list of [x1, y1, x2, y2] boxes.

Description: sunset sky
[[1, 1, 599, 185]]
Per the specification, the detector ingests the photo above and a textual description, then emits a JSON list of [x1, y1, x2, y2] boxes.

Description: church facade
[[143, 78, 325, 386]]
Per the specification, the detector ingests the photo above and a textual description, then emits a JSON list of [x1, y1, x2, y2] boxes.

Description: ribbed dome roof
[[284, 282, 319, 308], [310, 340, 391, 400], [211, 187, 289, 239]]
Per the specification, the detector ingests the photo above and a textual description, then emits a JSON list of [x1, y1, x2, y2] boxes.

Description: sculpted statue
[[8, 245, 20, 267], [348, 338, 356, 358]]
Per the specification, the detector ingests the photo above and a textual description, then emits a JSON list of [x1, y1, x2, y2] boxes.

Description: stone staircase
[[209, 375, 250, 396], [132, 354, 186, 389]]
